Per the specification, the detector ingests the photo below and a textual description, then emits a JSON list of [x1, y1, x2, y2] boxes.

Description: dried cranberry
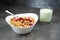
[[26, 19, 29, 21], [29, 20, 32, 22], [29, 24, 33, 26], [19, 17, 24, 20]]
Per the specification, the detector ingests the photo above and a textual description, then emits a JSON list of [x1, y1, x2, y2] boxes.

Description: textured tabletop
[[0, 6, 60, 40]]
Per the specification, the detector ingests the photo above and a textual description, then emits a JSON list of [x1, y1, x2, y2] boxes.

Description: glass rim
[[40, 7, 53, 10]]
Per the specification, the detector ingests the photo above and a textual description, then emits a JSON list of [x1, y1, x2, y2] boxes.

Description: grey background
[[0, 0, 60, 8]]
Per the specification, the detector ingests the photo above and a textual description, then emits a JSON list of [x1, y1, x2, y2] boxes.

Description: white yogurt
[[40, 9, 53, 22]]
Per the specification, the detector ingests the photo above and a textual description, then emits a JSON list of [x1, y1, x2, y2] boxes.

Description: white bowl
[[5, 13, 38, 34]]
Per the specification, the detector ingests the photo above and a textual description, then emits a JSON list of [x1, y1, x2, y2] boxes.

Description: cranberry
[[19, 17, 24, 20], [29, 24, 33, 26], [29, 19, 32, 22]]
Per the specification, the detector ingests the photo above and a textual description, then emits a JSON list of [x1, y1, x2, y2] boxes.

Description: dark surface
[[0, 0, 25, 6], [0, 6, 60, 40]]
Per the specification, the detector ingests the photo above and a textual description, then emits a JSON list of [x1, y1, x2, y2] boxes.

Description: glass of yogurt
[[40, 7, 53, 22]]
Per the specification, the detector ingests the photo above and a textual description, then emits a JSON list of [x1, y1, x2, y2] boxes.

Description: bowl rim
[[5, 13, 38, 29]]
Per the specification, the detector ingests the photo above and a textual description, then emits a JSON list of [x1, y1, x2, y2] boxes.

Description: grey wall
[[25, 0, 60, 8], [0, 0, 60, 8]]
